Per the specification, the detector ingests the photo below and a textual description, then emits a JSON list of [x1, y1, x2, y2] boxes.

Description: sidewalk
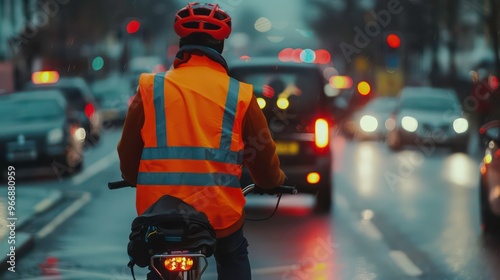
[[0, 187, 63, 272]]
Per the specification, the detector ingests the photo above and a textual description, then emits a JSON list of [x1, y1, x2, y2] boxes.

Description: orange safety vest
[[136, 54, 253, 232]]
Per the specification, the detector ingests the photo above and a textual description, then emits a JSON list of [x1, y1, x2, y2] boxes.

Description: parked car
[[0, 90, 85, 173], [343, 96, 398, 140], [26, 72, 103, 145], [229, 58, 334, 212], [479, 120, 500, 234], [386, 87, 470, 152]]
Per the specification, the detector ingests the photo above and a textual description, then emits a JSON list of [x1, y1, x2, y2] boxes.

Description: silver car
[[386, 87, 470, 153]]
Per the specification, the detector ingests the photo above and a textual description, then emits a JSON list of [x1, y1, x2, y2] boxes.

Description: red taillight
[[315, 118, 329, 148], [84, 103, 95, 119]]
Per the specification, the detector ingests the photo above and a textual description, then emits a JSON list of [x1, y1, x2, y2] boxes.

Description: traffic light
[[126, 19, 141, 34], [384, 32, 401, 70]]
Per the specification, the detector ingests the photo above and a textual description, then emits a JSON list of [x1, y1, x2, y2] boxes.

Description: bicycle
[[108, 180, 297, 280]]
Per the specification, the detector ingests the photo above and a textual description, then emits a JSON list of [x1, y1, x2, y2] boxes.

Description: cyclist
[[117, 2, 286, 280]]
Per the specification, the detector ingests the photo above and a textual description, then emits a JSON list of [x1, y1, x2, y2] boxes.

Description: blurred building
[[0, 0, 37, 93]]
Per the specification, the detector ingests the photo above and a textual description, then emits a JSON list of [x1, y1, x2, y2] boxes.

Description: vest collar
[[173, 45, 229, 72]]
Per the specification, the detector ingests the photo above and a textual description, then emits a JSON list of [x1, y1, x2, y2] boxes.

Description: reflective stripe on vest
[[154, 73, 167, 146], [140, 73, 242, 183]]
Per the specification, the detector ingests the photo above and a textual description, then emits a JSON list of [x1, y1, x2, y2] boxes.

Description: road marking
[[336, 194, 350, 210], [34, 191, 63, 213], [36, 192, 91, 239], [71, 151, 117, 185], [389, 250, 423, 277], [358, 220, 382, 240], [203, 264, 297, 277]]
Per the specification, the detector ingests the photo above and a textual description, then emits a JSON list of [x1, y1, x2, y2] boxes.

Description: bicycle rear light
[[164, 257, 195, 272]]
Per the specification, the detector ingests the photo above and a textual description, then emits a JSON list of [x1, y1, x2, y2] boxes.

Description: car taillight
[[84, 103, 95, 119], [164, 257, 194, 272], [315, 118, 329, 148]]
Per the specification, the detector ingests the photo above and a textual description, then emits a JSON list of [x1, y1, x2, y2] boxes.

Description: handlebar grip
[[108, 180, 133, 190], [253, 185, 298, 195]]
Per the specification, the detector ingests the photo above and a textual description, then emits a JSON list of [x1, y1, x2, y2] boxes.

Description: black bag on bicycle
[[127, 195, 217, 268]]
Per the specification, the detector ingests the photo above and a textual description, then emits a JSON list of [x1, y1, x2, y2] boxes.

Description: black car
[[0, 90, 85, 174], [26, 73, 103, 145], [229, 58, 334, 212]]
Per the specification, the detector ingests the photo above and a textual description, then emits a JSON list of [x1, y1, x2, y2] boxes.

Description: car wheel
[[315, 178, 333, 214], [480, 179, 500, 234]]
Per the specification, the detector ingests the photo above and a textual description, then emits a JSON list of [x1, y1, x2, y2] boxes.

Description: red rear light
[[315, 118, 329, 148], [164, 257, 194, 271], [84, 103, 95, 119]]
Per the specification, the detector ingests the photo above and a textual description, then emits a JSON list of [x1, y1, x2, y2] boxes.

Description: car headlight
[[401, 116, 418, 132], [72, 127, 87, 142], [47, 128, 64, 144], [359, 115, 378, 132], [453, 118, 468, 133]]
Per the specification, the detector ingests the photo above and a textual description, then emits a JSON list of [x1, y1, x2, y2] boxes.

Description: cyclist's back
[[117, 3, 286, 280]]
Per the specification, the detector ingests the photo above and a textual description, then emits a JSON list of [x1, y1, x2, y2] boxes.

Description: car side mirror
[[480, 121, 500, 144], [484, 127, 500, 142]]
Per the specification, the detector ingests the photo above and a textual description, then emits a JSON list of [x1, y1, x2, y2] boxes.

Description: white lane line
[[71, 151, 117, 185], [203, 264, 297, 278], [36, 192, 92, 239], [389, 250, 423, 277], [358, 220, 382, 240], [34, 191, 63, 213]]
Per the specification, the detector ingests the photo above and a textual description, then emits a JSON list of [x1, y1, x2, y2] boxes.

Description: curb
[[0, 232, 35, 273], [0, 189, 63, 275]]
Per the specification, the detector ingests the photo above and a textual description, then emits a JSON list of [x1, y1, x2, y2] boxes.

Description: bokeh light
[[300, 49, 316, 63], [92, 56, 104, 71], [254, 17, 272, 32]]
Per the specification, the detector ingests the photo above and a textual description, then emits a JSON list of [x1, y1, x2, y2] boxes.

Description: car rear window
[[0, 99, 64, 122], [231, 67, 325, 116]]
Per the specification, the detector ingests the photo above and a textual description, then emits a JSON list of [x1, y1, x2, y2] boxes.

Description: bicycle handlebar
[[108, 180, 133, 190], [108, 180, 297, 195]]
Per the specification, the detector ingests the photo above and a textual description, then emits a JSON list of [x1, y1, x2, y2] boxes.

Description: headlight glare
[[401, 116, 418, 132], [47, 128, 64, 144], [453, 118, 468, 133]]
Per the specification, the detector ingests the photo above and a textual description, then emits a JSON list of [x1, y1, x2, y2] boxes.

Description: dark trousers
[[147, 226, 251, 280], [214, 226, 251, 280]]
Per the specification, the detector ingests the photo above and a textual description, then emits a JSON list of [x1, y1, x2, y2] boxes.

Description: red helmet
[[174, 2, 232, 41]]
